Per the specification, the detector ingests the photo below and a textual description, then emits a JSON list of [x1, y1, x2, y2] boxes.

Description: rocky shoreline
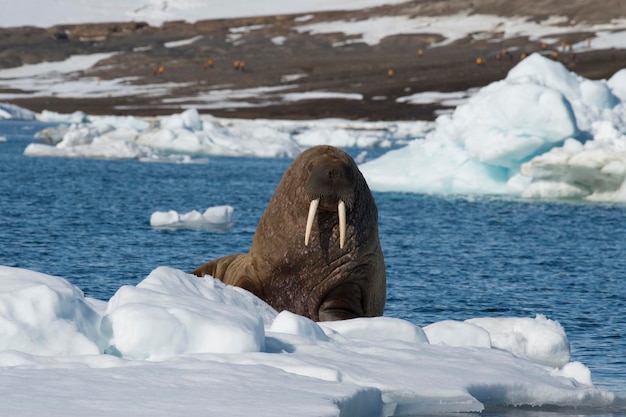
[[1, 1, 625, 120]]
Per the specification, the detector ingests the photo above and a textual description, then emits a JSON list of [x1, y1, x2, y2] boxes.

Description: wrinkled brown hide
[[192, 145, 385, 321]]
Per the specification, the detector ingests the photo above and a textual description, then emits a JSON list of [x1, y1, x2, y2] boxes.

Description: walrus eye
[[304, 198, 346, 249]]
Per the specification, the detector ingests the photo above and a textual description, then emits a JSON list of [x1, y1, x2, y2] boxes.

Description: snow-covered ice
[[1, 265, 623, 416]]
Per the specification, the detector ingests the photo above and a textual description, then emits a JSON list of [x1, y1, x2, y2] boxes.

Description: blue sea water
[[1, 121, 625, 408]]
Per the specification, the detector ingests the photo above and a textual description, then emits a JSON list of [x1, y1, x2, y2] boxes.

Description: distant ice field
[[4, 53, 626, 203]]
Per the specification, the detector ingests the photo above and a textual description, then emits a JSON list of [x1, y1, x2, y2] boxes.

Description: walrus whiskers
[[305, 198, 319, 246]]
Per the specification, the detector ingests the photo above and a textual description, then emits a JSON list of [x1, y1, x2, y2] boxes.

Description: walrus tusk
[[338, 200, 346, 249], [305, 198, 346, 249], [305, 198, 320, 246]]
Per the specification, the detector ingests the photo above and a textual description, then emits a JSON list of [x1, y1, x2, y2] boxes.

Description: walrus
[[192, 145, 386, 321]]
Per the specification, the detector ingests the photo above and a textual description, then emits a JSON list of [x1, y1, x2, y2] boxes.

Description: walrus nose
[[325, 167, 343, 181], [307, 161, 354, 200]]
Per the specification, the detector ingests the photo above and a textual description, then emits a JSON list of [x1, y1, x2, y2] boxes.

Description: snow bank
[[0, 265, 623, 416], [150, 205, 234, 230], [361, 54, 626, 202]]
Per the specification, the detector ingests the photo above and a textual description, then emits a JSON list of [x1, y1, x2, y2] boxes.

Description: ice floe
[[0, 264, 623, 416]]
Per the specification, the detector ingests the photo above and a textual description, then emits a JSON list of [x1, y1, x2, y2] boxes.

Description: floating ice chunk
[[0, 266, 104, 356], [467, 315, 570, 368], [203, 205, 235, 224], [104, 267, 267, 359], [424, 320, 492, 348], [150, 205, 234, 230], [149, 210, 181, 227]]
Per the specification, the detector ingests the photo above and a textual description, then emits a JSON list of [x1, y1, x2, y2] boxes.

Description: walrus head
[[192, 145, 386, 321], [304, 153, 357, 249]]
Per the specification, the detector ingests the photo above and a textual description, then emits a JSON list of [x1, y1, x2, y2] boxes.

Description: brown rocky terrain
[[1, 0, 625, 120]]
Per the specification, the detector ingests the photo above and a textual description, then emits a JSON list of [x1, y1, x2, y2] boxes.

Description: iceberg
[[361, 53, 626, 202]]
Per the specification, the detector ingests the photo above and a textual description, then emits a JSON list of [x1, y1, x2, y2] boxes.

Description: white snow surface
[[0, 0, 412, 28], [361, 53, 626, 202], [1, 264, 623, 416]]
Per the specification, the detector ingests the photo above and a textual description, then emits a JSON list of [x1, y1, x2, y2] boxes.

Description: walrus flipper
[[192, 254, 261, 296], [192, 253, 241, 279]]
